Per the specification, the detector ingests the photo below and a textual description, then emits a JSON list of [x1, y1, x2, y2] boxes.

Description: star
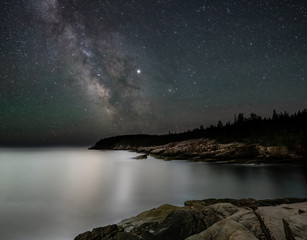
[[1, 0, 306, 146]]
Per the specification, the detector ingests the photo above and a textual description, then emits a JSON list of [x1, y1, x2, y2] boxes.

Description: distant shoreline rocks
[[90, 138, 305, 164]]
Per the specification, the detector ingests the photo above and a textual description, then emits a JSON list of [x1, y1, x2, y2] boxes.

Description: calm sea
[[0, 148, 306, 240]]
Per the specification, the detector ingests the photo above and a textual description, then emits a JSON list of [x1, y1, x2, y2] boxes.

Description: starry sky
[[1, 0, 307, 146]]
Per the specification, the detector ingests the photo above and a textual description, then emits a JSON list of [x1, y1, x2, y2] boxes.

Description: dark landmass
[[90, 110, 307, 163], [75, 198, 307, 240]]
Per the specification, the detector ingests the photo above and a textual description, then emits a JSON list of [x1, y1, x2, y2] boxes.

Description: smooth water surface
[[0, 148, 306, 240]]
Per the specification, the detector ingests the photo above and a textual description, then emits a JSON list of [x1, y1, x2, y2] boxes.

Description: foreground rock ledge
[[75, 198, 307, 240]]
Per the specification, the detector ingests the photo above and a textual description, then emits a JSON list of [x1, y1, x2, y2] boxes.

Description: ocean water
[[0, 148, 306, 240]]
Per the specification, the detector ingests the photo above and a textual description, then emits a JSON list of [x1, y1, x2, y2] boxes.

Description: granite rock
[[74, 199, 307, 240]]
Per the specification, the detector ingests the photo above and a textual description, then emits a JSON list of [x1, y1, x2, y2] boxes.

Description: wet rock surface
[[74, 198, 307, 240]]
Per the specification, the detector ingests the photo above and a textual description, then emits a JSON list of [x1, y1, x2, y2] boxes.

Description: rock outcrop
[[75, 198, 307, 240], [132, 154, 148, 159], [113, 138, 303, 163]]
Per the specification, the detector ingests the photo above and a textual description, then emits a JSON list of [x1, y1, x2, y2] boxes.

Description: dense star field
[[1, 0, 307, 145]]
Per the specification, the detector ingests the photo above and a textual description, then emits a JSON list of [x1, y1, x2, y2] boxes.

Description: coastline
[[90, 138, 305, 164], [81, 137, 307, 239], [75, 198, 307, 240]]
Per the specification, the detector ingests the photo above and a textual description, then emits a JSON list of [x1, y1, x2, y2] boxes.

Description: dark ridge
[[90, 109, 307, 156]]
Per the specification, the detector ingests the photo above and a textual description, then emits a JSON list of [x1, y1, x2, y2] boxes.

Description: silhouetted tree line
[[91, 109, 307, 153]]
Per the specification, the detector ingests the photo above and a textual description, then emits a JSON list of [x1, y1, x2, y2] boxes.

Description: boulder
[[148, 209, 208, 240], [118, 204, 181, 231], [266, 146, 289, 157]]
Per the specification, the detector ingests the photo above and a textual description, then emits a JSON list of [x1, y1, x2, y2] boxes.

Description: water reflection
[[0, 149, 306, 240]]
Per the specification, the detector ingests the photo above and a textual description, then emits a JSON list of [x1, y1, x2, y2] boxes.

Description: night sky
[[1, 0, 307, 146]]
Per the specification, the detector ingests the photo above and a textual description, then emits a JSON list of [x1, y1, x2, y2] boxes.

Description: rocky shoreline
[[104, 138, 305, 164], [75, 198, 307, 240]]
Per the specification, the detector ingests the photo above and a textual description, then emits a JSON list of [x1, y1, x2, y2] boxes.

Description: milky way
[[30, 0, 149, 116], [1, 0, 307, 145]]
